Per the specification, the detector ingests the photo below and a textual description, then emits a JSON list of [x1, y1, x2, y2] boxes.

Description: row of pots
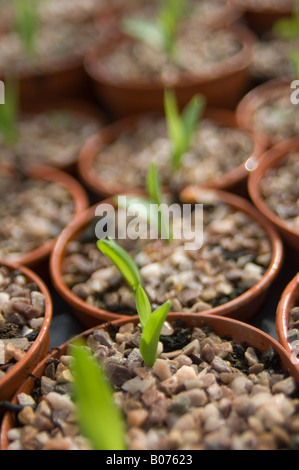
[[0, 0, 298, 451], [0, 0, 293, 115]]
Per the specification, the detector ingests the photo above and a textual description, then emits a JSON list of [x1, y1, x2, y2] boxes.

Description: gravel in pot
[[0, 102, 105, 171], [0, 261, 52, 403], [0, 165, 88, 267], [0, 266, 46, 379], [78, 111, 262, 197], [237, 78, 299, 147], [3, 314, 299, 450]]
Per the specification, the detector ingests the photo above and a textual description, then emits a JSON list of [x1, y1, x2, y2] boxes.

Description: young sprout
[[137, 285, 172, 367], [115, 162, 172, 242], [97, 238, 172, 367], [13, 0, 39, 57], [121, 0, 187, 61], [71, 340, 126, 450], [164, 89, 206, 173], [0, 77, 19, 145]]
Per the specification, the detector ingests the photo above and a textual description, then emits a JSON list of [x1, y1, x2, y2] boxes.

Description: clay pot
[[236, 77, 294, 149], [84, 24, 256, 118], [77, 108, 265, 199], [1, 311, 299, 450], [228, 0, 293, 33], [50, 189, 283, 328], [0, 164, 89, 273], [0, 261, 52, 404], [247, 137, 299, 261], [276, 273, 299, 357]]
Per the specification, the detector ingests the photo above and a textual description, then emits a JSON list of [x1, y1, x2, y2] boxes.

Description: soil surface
[[0, 265, 45, 378], [90, 116, 254, 192], [5, 320, 299, 450], [93, 26, 243, 85], [0, 108, 102, 169], [259, 151, 299, 231], [0, 170, 75, 262], [61, 194, 272, 315]]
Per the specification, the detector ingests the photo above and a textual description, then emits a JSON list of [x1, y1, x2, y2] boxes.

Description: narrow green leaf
[[136, 285, 152, 329], [182, 94, 206, 150], [71, 341, 126, 451], [13, 0, 39, 56], [139, 300, 172, 367], [146, 162, 163, 207], [121, 17, 164, 51], [97, 238, 142, 291]]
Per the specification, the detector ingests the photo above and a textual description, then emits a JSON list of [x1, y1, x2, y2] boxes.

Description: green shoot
[[121, 0, 187, 61], [97, 238, 142, 291], [70, 340, 126, 450], [273, 0, 299, 39], [13, 0, 39, 57], [291, 51, 299, 79], [115, 162, 172, 242], [0, 77, 19, 145], [164, 89, 206, 173], [97, 239, 172, 367], [137, 285, 171, 367]]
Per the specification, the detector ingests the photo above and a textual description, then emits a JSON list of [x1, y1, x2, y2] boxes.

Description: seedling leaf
[[97, 238, 142, 291], [136, 285, 152, 329], [13, 0, 39, 56], [139, 300, 172, 367], [121, 17, 165, 51], [71, 341, 126, 450], [164, 89, 206, 172]]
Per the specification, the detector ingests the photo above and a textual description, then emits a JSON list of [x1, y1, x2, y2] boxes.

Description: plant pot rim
[[1, 310, 299, 450], [276, 272, 299, 356], [50, 188, 283, 325], [0, 164, 89, 268], [247, 136, 299, 242], [236, 76, 294, 147], [84, 23, 256, 92], [0, 261, 52, 395], [77, 107, 265, 199]]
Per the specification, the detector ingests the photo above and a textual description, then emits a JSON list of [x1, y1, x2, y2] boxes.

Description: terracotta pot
[[247, 137, 299, 261], [14, 99, 106, 175], [77, 108, 266, 199], [50, 189, 283, 328], [0, 164, 89, 272], [228, 0, 293, 33], [0, 261, 52, 405], [1, 311, 299, 450], [236, 77, 294, 149], [276, 273, 299, 357], [84, 24, 256, 118]]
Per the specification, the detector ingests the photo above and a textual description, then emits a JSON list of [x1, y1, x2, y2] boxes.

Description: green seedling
[[116, 162, 172, 242], [0, 77, 19, 145], [71, 340, 126, 450], [164, 89, 206, 173], [121, 0, 187, 61], [97, 238, 172, 367], [13, 0, 39, 57], [273, 0, 299, 40]]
